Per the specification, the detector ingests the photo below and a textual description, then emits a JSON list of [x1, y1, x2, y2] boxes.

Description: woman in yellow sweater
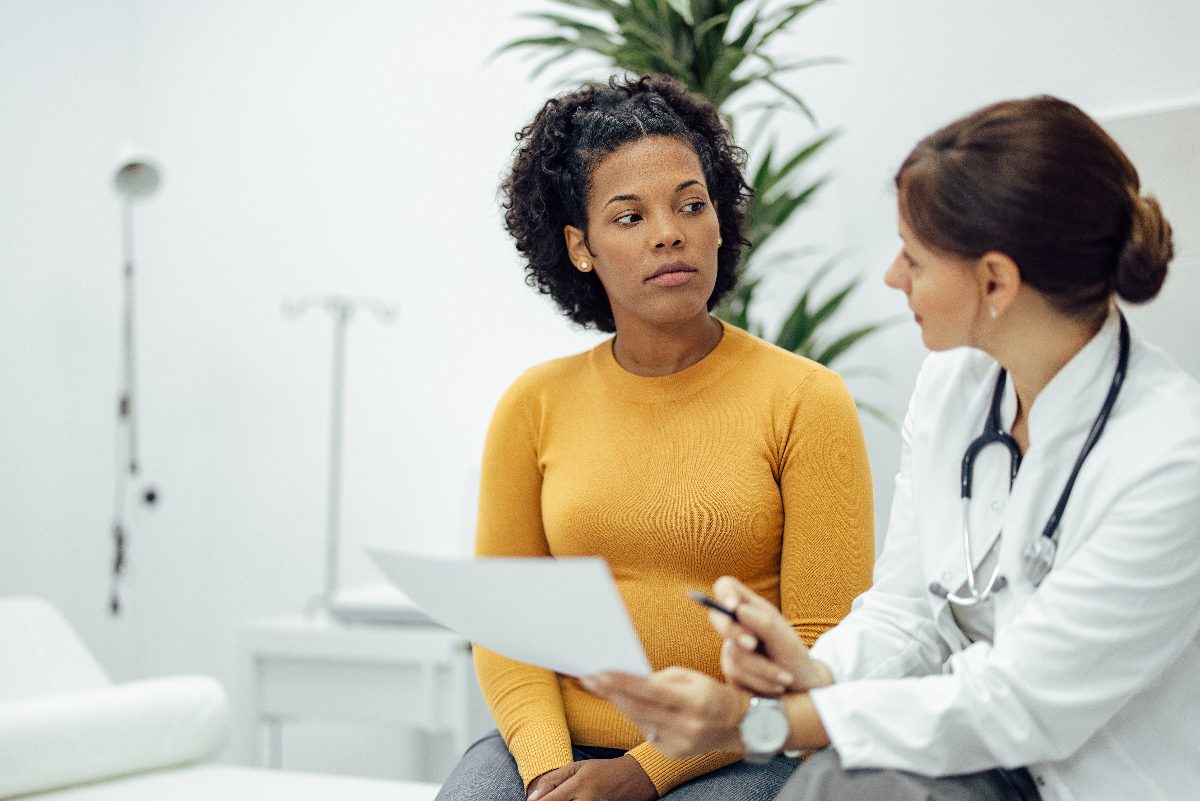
[[433, 75, 874, 801]]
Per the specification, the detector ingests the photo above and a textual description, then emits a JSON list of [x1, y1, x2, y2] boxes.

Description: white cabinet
[[241, 617, 491, 782]]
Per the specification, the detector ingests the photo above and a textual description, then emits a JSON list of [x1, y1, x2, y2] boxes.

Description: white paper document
[[367, 549, 652, 677]]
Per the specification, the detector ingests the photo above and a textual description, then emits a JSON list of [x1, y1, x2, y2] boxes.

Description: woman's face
[[564, 135, 721, 331], [884, 215, 986, 351]]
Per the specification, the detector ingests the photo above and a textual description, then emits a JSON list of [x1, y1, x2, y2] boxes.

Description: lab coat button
[[942, 571, 951, 581], [990, 500, 1000, 512]]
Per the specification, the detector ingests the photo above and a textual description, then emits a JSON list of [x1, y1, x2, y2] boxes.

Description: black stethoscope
[[930, 313, 1131, 606]]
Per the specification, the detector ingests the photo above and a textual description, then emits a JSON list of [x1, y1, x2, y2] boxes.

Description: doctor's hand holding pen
[[704, 577, 834, 697], [582, 578, 834, 760]]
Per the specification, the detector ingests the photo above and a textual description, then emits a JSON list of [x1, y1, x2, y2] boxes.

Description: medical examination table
[[0, 596, 440, 801]]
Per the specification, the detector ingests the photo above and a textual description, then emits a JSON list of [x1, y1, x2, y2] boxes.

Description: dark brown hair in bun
[[1115, 193, 1173, 303], [897, 95, 1173, 316]]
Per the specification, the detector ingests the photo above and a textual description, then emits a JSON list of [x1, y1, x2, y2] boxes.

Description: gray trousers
[[435, 729, 798, 801], [773, 749, 1041, 801]]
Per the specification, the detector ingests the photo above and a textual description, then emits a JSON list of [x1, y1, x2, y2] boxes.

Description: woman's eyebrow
[[603, 193, 640, 208], [602, 180, 706, 209]]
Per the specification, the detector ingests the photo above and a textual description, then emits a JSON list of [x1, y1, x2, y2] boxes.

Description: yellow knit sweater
[[474, 321, 874, 794]]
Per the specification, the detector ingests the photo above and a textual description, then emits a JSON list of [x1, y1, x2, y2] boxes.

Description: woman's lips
[[648, 269, 697, 287], [647, 261, 697, 287]]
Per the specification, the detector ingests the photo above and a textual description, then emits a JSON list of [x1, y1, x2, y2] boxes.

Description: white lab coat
[[809, 311, 1200, 801]]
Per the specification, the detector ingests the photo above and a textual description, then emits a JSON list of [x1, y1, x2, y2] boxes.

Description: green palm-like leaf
[[715, 275, 762, 331], [770, 260, 901, 370], [495, 0, 829, 114], [748, 0, 824, 54], [773, 259, 837, 353], [665, 0, 695, 25], [746, 175, 828, 253], [693, 13, 730, 38], [492, 34, 576, 58], [814, 322, 890, 367], [807, 280, 858, 336], [552, 0, 624, 12], [755, 130, 837, 197], [529, 48, 586, 80], [743, 133, 834, 246], [728, 0, 769, 50], [521, 11, 610, 35], [762, 75, 816, 124]]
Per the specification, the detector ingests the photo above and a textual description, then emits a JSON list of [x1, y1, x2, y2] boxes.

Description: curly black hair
[[500, 74, 752, 333]]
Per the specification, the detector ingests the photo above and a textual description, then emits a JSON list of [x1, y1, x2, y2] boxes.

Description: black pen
[[687, 589, 768, 655], [687, 589, 740, 620]]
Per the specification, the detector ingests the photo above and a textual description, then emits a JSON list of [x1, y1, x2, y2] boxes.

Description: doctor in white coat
[[583, 95, 1200, 801]]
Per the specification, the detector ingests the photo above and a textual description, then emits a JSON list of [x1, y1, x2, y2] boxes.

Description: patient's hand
[[582, 668, 747, 760], [527, 755, 656, 801], [710, 576, 833, 695]]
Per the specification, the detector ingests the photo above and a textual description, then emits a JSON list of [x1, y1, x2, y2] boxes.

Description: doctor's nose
[[884, 253, 908, 291]]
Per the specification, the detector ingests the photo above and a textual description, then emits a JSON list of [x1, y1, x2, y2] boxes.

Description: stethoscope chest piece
[[1020, 536, 1056, 588]]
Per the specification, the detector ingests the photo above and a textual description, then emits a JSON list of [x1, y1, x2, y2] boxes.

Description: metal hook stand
[[110, 155, 163, 616], [284, 296, 398, 618]]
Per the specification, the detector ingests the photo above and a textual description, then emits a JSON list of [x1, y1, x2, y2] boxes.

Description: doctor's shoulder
[[1108, 335, 1200, 457]]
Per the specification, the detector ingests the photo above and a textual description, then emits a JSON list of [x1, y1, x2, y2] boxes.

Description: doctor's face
[[884, 216, 987, 351]]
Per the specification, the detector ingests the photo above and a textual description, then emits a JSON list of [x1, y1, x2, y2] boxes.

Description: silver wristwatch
[[739, 697, 789, 764]]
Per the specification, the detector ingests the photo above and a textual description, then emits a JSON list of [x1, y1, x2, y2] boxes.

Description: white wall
[[2, 0, 1198, 779]]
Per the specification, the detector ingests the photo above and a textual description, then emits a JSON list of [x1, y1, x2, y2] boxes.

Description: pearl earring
[[717, 237, 723, 247], [578, 261, 592, 273], [989, 307, 999, 320]]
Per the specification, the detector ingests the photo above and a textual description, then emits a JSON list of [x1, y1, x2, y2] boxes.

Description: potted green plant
[[498, 0, 894, 419]]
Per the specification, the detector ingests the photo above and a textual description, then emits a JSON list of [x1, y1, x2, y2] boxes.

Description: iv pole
[[284, 296, 397, 617]]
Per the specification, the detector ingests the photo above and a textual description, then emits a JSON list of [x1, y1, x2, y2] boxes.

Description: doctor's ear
[[977, 251, 1021, 316]]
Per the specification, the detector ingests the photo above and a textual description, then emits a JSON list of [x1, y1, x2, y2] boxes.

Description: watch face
[[741, 698, 789, 753]]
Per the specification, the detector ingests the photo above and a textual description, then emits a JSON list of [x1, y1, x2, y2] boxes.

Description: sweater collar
[[589, 318, 748, 402]]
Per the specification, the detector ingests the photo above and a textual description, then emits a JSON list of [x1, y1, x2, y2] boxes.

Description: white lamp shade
[[113, 156, 162, 199]]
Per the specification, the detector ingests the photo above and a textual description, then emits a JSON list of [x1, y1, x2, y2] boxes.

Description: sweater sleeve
[[472, 379, 574, 788], [779, 369, 875, 646], [625, 743, 741, 795], [809, 382, 953, 682]]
